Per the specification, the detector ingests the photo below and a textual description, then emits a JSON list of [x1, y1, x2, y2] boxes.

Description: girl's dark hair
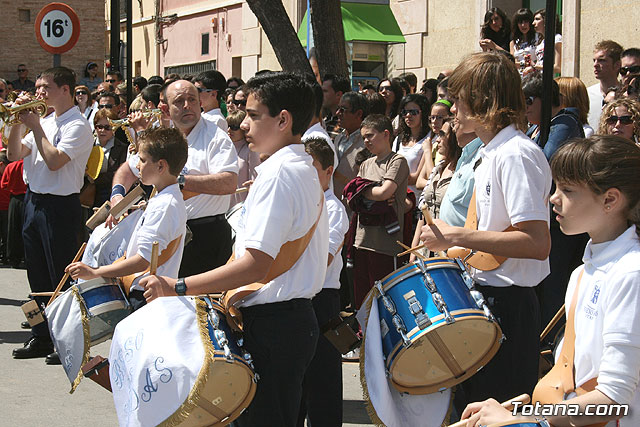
[[397, 94, 431, 145], [440, 124, 462, 170], [551, 136, 640, 236], [377, 78, 404, 119], [481, 7, 510, 41], [533, 9, 562, 39], [511, 8, 535, 45]]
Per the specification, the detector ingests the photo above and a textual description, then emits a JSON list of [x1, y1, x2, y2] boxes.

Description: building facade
[[0, 0, 105, 88]]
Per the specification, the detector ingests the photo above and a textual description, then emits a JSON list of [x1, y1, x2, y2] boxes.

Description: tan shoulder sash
[[222, 193, 325, 320], [446, 189, 516, 271], [119, 236, 183, 295]]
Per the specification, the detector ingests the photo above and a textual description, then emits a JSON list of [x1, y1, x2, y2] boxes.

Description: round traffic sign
[[34, 3, 80, 54]]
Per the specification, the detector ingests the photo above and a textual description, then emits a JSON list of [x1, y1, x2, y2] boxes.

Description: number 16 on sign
[[35, 3, 81, 65]]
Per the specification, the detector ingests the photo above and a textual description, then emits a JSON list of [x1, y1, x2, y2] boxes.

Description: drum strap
[[532, 269, 606, 427], [446, 189, 516, 271], [222, 192, 325, 330], [119, 236, 183, 296], [181, 189, 199, 200]]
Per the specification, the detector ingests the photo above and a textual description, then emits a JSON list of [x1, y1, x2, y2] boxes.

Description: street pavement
[[0, 266, 373, 426]]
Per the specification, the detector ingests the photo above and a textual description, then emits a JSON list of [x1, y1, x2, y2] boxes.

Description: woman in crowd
[[479, 7, 511, 52], [74, 85, 93, 120], [79, 62, 102, 92], [425, 99, 453, 165], [510, 8, 539, 74], [91, 109, 129, 207], [392, 94, 431, 203], [556, 76, 594, 137], [226, 110, 260, 207], [377, 78, 403, 121], [598, 97, 640, 143], [411, 120, 462, 256], [533, 9, 562, 74]]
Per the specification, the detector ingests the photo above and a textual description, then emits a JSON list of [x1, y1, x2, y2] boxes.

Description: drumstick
[[149, 241, 159, 275], [420, 203, 435, 226], [397, 243, 427, 257], [540, 304, 565, 342], [47, 242, 87, 306], [447, 394, 531, 427], [235, 187, 249, 194], [396, 240, 427, 261], [29, 292, 55, 297]]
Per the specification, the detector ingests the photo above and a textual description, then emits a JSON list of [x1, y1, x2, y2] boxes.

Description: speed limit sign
[[35, 3, 81, 54]]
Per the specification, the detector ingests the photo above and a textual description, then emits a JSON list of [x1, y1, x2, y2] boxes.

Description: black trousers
[[453, 284, 540, 414], [178, 214, 232, 277], [233, 299, 319, 427], [7, 193, 25, 266], [23, 190, 82, 339], [297, 289, 343, 427]]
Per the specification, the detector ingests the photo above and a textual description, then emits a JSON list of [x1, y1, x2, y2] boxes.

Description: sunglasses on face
[[228, 125, 241, 131], [620, 66, 640, 75], [17, 69, 27, 72], [379, 86, 392, 92], [76, 90, 88, 96], [106, 79, 116, 83], [197, 87, 214, 93], [402, 109, 420, 117], [606, 115, 634, 125], [525, 96, 536, 106], [95, 124, 112, 130], [97, 104, 114, 109], [232, 99, 246, 106]]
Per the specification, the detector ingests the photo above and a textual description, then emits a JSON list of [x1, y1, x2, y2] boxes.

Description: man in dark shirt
[[11, 64, 35, 92]]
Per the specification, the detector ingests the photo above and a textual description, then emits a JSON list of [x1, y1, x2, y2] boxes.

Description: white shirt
[[127, 117, 239, 219], [323, 188, 349, 290], [234, 144, 329, 307], [394, 135, 426, 200], [202, 108, 228, 132], [127, 183, 186, 291], [473, 125, 551, 287], [303, 122, 339, 192], [561, 226, 640, 426], [22, 106, 93, 195], [587, 83, 604, 131]]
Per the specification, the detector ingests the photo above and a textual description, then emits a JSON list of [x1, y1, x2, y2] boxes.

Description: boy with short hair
[[299, 137, 349, 426], [141, 72, 329, 427], [66, 127, 188, 310], [351, 114, 409, 308]]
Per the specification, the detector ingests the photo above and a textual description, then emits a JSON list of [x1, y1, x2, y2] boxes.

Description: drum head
[[390, 315, 502, 394]]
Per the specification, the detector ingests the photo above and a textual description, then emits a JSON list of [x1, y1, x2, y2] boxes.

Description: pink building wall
[[160, 2, 243, 78]]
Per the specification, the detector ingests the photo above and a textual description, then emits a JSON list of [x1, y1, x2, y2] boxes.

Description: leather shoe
[[45, 352, 61, 365], [12, 336, 53, 359], [21, 320, 30, 329]]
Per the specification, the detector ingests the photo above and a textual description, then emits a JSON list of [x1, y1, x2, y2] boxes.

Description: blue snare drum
[[375, 257, 502, 394], [76, 277, 131, 344]]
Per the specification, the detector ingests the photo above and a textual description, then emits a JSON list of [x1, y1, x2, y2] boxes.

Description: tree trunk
[[309, 0, 349, 78], [245, 0, 313, 75]]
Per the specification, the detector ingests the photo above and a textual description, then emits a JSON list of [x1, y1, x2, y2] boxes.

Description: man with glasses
[[587, 40, 623, 130], [232, 88, 247, 112], [11, 64, 35, 92], [620, 48, 640, 86], [193, 70, 228, 132], [105, 70, 123, 88]]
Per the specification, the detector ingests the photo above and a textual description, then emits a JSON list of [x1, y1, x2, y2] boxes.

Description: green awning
[[298, 2, 406, 48]]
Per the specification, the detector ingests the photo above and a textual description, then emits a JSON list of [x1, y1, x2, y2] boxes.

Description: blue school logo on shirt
[[181, 166, 189, 175], [485, 182, 491, 196], [591, 284, 601, 304]]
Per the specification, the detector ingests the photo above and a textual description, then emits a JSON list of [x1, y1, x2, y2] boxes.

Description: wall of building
[[1, 0, 105, 88]]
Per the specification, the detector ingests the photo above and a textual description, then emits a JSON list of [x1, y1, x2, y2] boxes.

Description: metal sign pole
[[53, 54, 61, 67]]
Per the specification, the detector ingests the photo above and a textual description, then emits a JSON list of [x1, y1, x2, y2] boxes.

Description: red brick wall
[[0, 1, 105, 88]]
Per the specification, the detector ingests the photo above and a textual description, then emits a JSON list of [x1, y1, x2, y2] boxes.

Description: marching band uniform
[[233, 143, 329, 426]]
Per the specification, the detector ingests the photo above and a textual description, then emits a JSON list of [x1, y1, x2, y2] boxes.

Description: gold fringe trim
[[159, 298, 216, 427], [69, 286, 91, 394], [359, 292, 385, 426]]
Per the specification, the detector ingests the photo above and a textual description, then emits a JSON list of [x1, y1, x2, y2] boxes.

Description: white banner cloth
[[356, 294, 451, 427], [82, 209, 144, 269], [110, 297, 204, 427], [46, 287, 88, 391]]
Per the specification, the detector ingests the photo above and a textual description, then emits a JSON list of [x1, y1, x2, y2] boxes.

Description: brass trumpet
[[108, 109, 162, 130], [0, 92, 48, 126]]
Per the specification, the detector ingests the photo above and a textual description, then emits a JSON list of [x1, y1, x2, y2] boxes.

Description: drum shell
[[376, 258, 502, 394], [76, 277, 130, 344]]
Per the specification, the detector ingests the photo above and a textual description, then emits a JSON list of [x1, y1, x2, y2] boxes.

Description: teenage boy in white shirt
[[194, 70, 228, 131], [420, 52, 552, 409], [8, 67, 93, 361], [141, 72, 329, 427], [66, 127, 188, 310], [298, 137, 349, 426]]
